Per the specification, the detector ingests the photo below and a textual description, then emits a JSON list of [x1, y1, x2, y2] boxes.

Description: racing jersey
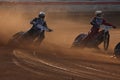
[[30, 17, 48, 30], [90, 17, 114, 28]]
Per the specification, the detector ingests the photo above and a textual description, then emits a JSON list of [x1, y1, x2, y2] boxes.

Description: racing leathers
[[27, 17, 48, 44], [84, 16, 116, 42]]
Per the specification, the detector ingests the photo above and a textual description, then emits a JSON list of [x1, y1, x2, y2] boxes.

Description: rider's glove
[[113, 26, 116, 29], [48, 29, 53, 32]]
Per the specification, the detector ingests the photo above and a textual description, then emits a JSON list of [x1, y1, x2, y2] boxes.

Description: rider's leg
[[36, 31, 45, 45], [27, 26, 39, 40], [80, 27, 99, 48], [84, 27, 99, 42]]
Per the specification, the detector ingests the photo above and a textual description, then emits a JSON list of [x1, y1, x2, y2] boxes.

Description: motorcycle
[[8, 25, 52, 48], [114, 42, 120, 58], [72, 25, 112, 50]]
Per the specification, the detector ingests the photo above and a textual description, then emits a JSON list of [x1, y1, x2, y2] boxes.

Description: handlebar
[[36, 24, 53, 32], [100, 25, 112, 32]]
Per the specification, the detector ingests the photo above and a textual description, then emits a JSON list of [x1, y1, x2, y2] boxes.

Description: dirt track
[[1, 44, 120, 80], [0, 4, 120, 80]]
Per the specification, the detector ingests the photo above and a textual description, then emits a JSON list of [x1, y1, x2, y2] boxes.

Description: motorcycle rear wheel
[[72, 34, 87, 48], [7, 32, 24, 47]]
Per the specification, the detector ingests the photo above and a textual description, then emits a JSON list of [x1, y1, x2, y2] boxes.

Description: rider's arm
[[43, 21, 48, 28], [90, 17, 99, 27], [43, 21, 53, 32], [102, 19, 116, 28], [30, 18, 37, 25]]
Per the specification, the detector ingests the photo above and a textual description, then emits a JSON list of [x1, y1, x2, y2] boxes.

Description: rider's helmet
[[95, 10, 103, 18], [39, 11, 45, 19]]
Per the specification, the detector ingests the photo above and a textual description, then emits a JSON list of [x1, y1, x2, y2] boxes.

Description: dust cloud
[[0, 4, 120, 57], [0, 4, 120, 80], [0, 6, 28, 44], [0, 5, 91, 46]]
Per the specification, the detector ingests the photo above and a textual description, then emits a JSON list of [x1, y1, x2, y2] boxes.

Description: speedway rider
[[84, 10, 116, 42], [28, 11, 52, 44]]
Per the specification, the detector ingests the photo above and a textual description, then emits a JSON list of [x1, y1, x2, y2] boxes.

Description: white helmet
[[39, 11, 45, 15], [39, 11, 45, 18], [95, 10, 103, 17]]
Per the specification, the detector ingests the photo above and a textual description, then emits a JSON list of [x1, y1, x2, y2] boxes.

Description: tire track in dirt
[[13, 49, 120, 80]]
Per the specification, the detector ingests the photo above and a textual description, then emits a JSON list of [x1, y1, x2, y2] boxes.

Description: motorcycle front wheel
[[114, 42, 120, 58], [103, 32, 110, 51]]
